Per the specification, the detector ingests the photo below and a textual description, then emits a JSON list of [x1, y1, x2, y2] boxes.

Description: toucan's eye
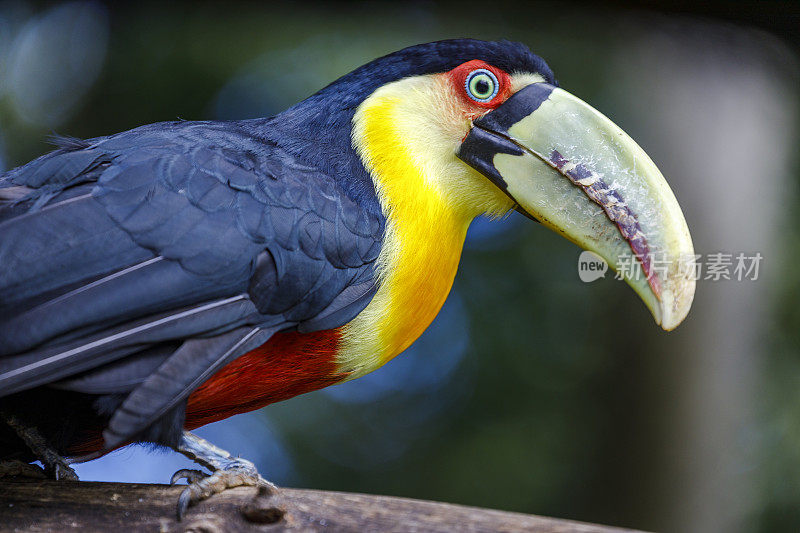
[[465, 69, 499, 102]]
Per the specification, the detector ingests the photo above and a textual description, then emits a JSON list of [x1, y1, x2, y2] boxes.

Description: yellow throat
[[336, 74, 514, 379]]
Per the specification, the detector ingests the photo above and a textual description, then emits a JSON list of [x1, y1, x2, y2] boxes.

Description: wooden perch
[[0, 479, 645, 532]]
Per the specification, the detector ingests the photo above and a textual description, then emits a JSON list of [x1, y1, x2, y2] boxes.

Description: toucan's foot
[[171, 458, 276, 520], [172, 431, 277, 520], [0, 460, 47, 479], [48, 460, 80, 481], [0, 457, 78, 481], [1, 412, 79, 481]]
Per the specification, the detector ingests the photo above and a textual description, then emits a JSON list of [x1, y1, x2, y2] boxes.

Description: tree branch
[[0, 480, 645, 532]]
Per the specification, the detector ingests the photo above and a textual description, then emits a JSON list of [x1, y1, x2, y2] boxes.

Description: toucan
[[0, 39, 694, 517]]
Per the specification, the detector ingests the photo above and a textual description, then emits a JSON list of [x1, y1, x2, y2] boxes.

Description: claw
[[174, 458, 275, 520], [170, 468, 208, 486], [173, 432, 279, 520], [50, 461, 79, 481], [177, 487, 194, 521]]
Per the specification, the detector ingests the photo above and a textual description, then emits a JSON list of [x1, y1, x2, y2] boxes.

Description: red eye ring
[[447, 60, 511, 109]]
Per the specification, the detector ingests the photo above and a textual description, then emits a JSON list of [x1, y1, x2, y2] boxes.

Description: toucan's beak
[[458, 83, 695, 330]]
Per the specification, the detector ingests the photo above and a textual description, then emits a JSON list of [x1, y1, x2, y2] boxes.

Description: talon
[[173, 432, 279, 520], [50, 462, 79, 481], [177, 486, 194, 521], [170, 468, 207, 486], [173, 460, 270, 520]]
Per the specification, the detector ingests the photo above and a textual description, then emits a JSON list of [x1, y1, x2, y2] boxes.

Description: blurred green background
[[1, 2, 798, 532]]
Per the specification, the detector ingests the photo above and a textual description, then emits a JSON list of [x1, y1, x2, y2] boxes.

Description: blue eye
[[465, 69, 499, 102]]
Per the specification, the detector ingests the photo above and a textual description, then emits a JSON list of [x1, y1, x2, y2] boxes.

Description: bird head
[[275, 39, 695, 331]]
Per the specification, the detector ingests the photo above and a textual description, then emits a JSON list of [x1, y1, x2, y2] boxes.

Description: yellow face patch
[[335, 74, 515, 378]]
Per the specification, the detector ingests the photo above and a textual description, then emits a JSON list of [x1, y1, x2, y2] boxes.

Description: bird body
[[0, 117, 384, 455], [0, 40, 694, 512]]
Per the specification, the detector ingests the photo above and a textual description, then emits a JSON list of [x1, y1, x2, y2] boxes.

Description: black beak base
[[457, 83, 558, 222]]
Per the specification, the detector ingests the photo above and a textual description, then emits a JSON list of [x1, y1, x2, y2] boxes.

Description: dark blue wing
[[0, 121, 383, 415]]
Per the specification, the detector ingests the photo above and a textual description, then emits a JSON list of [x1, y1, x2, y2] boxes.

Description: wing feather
[[0, 120, 383, 446], [103, 326, 276, 448]]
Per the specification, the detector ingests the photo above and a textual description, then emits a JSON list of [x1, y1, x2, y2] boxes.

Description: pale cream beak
[[458, 83, 695, 330]]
